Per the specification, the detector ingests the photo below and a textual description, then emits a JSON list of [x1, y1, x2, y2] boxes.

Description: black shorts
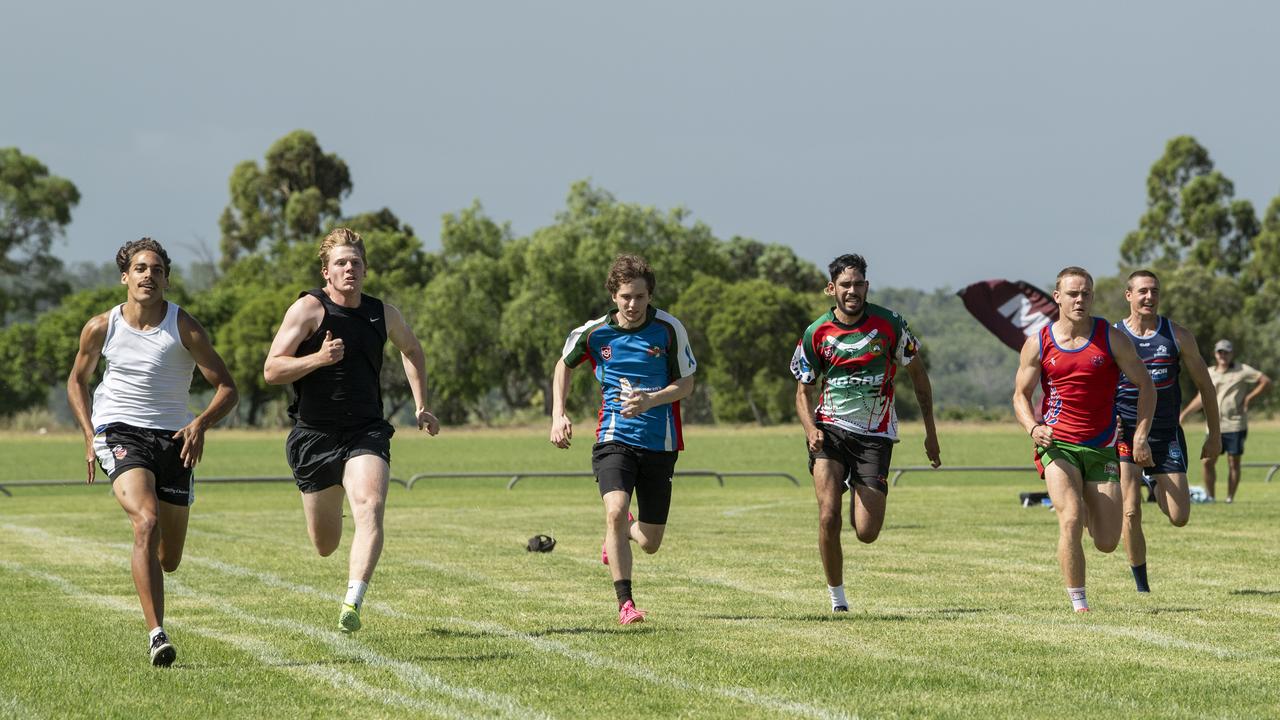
[[92, 423, 193, 506], [286, 419, 394, 493], [1221, 430, 1247, 457], [808, 424, 893, 495], [1116, 422, 1188, 475], [591, 442, 677, 525]]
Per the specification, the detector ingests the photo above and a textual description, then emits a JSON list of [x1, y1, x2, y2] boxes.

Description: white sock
[[345, 580, 368, 609], [149, 626, 164, 642], [828, 584, 848, 610], [1067, 586, 1088, 612]]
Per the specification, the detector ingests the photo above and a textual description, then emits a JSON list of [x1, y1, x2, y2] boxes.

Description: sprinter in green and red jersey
[[792, 253, 941, 613], [1013, 266, 1154, 613]]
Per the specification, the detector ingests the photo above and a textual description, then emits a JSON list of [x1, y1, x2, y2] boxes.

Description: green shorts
[[1034, 441, 1119, 483]]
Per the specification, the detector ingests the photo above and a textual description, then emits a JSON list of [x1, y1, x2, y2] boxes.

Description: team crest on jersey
[[601, 345, 612, 360], [1091, 355, 1105, 367], [646, 345, 666, 358], [112, 445, 128, 460], [1155, 345, 1169, 356]]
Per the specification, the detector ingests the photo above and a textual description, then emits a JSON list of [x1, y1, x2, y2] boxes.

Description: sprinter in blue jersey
[[549, 254, 697, 625], [1113, 270, 1221, 592]]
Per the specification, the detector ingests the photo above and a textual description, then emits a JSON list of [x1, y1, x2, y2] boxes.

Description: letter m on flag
[[957, 280, 1060, 352]]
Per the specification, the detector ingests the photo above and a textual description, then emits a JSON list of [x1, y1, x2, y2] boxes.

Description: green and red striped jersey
[[790, 304, 920, 441]]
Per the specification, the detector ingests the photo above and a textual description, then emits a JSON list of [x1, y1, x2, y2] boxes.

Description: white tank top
[[92, 302, 196, 432]]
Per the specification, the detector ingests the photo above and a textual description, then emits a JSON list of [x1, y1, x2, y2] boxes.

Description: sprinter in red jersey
[[1013, 266, 1154, 613]]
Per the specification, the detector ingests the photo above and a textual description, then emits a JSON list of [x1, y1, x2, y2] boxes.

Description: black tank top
[[289, 289, 387, 429]]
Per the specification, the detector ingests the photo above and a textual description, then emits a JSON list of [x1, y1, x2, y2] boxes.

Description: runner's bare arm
[[1110, 326, 1155, 465], [1013, 335, 1050, 447], [66, 313, 108, 483], [263, 295, 339, 385], [620, 376, 694, 418], [905, 359, 942, 468], [1173, 323, 1221, 458], [173, 311, 239, 467], [549, 359, 574, 448], [384, 303, 438, 435], [795, 382, 823, 453]]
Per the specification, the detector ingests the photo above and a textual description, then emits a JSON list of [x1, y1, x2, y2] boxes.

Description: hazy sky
[[4, 1, 1277, 290]]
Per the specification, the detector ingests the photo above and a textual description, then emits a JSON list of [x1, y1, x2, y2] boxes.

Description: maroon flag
[[957, 280, 1059, 352]]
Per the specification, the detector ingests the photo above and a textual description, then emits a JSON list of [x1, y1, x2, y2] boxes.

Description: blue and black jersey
[[561, 306, 697, 452], [1114, 316, 1181, 430]]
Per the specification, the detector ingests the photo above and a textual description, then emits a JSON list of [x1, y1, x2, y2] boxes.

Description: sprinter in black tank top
[[265, 228, 440, 634], [1112, 270, 1221, 594]]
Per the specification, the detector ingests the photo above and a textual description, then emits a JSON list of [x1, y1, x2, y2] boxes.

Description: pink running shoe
[[602, 512, 636, 565], [618, 600, 646, 625]]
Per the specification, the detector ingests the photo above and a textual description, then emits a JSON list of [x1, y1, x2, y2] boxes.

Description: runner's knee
[[130, 513, 159, 543], [160, 554, 182, 573], [855, 525, 880, 544]]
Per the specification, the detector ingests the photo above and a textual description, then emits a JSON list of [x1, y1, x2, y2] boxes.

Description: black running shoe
[[833, 605, 849, 613], [150, 632, 176, 667]]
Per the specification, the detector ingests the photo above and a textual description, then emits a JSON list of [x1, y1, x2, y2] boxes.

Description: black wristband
[[1029, 423, 1042, 437]]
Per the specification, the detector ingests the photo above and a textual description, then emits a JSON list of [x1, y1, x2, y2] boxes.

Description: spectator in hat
[[1181, 339, 1272, 502]]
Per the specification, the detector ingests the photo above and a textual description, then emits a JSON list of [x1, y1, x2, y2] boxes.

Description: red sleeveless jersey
[[1038, 317, 1119, 447]]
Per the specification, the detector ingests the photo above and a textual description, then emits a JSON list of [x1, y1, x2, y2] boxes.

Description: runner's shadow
[[1230, 589, 1280, 596], [529, 622, 624, 632], [534, 626, 656, 637], [1139, 607, 1200, 615]]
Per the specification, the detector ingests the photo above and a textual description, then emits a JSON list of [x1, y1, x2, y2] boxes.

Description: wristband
[[1029, 423, 1042, 437]]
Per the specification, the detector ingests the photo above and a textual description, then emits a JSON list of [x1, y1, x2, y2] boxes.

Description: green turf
[[1, 425, 1278, 719]]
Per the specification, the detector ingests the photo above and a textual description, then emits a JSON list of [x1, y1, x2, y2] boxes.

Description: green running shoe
[[338, 603, 361, 633]]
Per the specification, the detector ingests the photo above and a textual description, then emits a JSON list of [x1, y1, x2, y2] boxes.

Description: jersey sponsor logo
[[112, 445, 128, 460], [827, 372, 886, 388], [369, 316, 381, 323], [646, 345, 666, 358], [1155, 344, 1169, 356], [601, 345, 612, 360], [1104, 462, 1119, 476]]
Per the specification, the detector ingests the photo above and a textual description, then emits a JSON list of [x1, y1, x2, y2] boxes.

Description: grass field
[[2, 424, 1278, 719]]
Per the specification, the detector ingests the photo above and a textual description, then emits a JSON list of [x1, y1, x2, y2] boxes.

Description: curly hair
[[828, 253, 868, 281], [605, 254, 656, 296], [115, 238, 172, 275]]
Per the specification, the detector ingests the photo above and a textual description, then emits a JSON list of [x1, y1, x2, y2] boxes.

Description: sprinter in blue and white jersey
[[1113, 270, 1221, 593], [549, 254, 697, 625]]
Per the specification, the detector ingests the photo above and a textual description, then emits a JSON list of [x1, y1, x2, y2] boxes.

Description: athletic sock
[[1131, 563, 1151, 593], [344, 580, 368, 610], [149, 626, 164, 642], [828, 584, 848, 610], [1067, 586, 1088, 612], [614, 579, 633, 607]]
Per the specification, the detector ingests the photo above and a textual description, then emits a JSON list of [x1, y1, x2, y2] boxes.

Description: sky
[[4, 1, 1278, 290]]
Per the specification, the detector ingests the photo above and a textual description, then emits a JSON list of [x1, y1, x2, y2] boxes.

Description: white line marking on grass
[[0, 690, 43, 720], [720, 500, 806, 517], [0, 557, 548, 720]]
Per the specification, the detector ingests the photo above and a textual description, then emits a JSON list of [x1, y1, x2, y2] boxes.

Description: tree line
[[2, 133, 1276, 426]]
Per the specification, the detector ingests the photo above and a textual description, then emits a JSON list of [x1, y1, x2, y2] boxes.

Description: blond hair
[[318, 227, 366, 266]]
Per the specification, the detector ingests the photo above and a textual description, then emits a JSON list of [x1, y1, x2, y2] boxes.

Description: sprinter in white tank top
[[66, 238, 238, 667]]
